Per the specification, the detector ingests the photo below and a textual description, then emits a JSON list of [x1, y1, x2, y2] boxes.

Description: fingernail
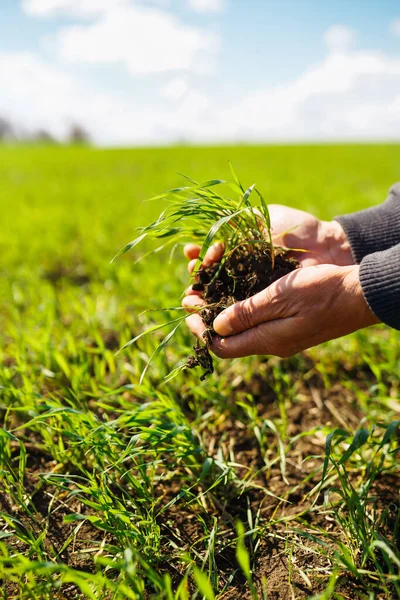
[[213, 313, 233, 336]]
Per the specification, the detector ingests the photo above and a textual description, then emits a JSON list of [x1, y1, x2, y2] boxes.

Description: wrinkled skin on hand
[[263, 205, 354, 267], [182, 206, 379, 359]]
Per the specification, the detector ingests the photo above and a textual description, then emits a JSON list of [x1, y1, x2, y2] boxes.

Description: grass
[[112, 167, 276, 380], [112, 165, 273, 263], [0, 143, 399, 599]]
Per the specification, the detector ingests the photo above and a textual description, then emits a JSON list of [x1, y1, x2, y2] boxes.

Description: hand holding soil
[[267, 205, 354, 266], [117, 176, 384, 378], [183, 206, 379, 360]]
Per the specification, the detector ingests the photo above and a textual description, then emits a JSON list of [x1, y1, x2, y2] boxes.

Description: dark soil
[[186, 242, 299, 379]]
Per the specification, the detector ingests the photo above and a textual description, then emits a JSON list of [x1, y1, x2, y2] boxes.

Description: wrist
[[343, 265, 380, 328], [322, 220, 354, 266]]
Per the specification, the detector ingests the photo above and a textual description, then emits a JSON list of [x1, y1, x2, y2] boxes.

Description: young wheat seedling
[[112, 165, 277, 382]]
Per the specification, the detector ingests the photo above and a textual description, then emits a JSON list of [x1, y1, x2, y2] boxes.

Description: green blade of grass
[[337, 428, 370, 465], [193, 567, 216, 600], [139, 322, 183, 384], [111, 232, 147, 263], [194, 207, 250, 273]]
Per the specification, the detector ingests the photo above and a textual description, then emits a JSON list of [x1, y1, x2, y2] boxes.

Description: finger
[[187, 242, 225, 274], [202, 242, 224, 266], [213, 271, 297, 336], [289, 253, 320, 267], [211, 318, 298, 359], [182, 294, 205, 312], [268, 204, 288, 243], [184, 244, 200, 260], [185, 285, 202, 296], [188, 258, 198, 274], [186, 313, 207, 340]]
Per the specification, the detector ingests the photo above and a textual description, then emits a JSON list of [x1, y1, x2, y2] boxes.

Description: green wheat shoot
[[112, 164, 275, 381]]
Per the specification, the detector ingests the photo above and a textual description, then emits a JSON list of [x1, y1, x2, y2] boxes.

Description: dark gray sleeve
[[359, 244, 400, 330], [335, 183, 400, 263]]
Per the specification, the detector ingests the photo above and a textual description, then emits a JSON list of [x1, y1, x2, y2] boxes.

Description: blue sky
[[1, 0, 400, 145]]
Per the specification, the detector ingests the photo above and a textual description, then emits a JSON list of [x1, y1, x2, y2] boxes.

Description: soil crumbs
[[187, 242, 299, 379]]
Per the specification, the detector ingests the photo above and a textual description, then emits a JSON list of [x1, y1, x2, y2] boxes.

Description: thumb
[[213, 272, 296, 336]]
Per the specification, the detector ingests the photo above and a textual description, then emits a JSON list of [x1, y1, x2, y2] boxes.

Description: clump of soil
[[186, 242, 299, 379]]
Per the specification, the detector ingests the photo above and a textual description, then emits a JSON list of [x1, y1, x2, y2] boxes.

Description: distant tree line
[[0, 116, 90, 145]]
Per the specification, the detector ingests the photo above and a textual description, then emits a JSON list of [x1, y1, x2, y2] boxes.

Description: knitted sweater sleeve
[[335, 184, 400, 331], [335, 183, 400, 263], [359, 244, 400, 330]]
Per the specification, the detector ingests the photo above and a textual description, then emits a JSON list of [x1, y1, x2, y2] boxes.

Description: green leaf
[[0, 428, 19, 443], [156, 228, 182, 238], [200, 179, 226, 188], [319, 428, 348, 490], [195, 207, 249, 272], [254, 188, 270, 227], [239, 183, 256, 209], [264, 419, 288, 484], [139, 322, 182, 384], [334, 543, 358, 577], [370, 540, 400, 569], [236, 541, 251, 581], [63, 513, 86, 523], [150, 186, 192, 201], [228, 161, 244, 193], [62, 573, 98, 600], [111, 232, 147, 263], [193, 567, 215, 600], [338, 428, 370, 464], [177, 172, 198, 185], [378, 420, 400, 449], [254, 187, 274, 259], [118, 313, 187, 352], [150, 179, 225, 201]]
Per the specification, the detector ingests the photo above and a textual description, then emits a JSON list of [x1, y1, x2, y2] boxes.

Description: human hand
[[182, 241, 224, 341], [183, 260, 379, 359], [182, 205, 353, 307], [267, 205, 353, 267], [182, 206, 361, 360]]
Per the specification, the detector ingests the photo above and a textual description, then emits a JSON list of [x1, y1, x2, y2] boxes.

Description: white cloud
[[188, 0, 227, 14], [24, 1, 220, 76], [22, 0, 130, 17], [0, 52, 129, 142], [2, 23, 400, 145], [324, 25, 357, 52], [24, 0, 228, 17], [208, 46, 400, 142], [390, 18, 400, 36], [52, 5, 218, 75], [162, 78, 189, 99], [0, 51, 213, 145], [0, 52, 74, 136]]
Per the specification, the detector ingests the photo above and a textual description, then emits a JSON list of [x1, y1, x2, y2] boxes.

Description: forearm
[[334, 183, 400, 263]]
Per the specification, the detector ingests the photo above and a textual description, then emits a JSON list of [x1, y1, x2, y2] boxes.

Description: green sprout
[[112, 165, 275, 382], [112, 163, 274, 272]]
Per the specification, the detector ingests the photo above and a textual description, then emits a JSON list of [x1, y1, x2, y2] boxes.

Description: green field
[[1, 144, 400, 599]]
